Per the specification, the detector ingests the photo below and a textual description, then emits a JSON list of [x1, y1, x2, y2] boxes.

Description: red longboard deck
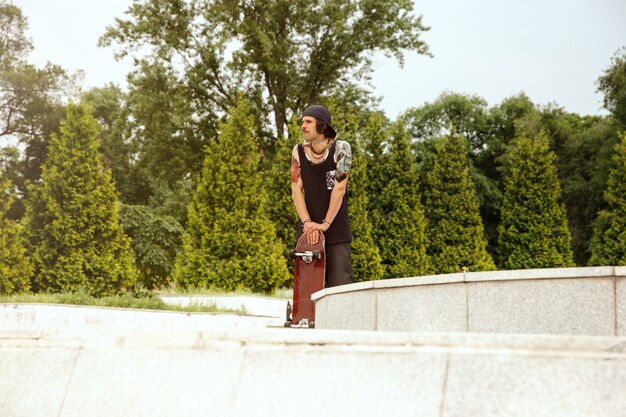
[[291, 233, 325, 325]]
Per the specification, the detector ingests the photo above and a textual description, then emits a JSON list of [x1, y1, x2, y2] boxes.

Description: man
[[291, 104, 353, 287]]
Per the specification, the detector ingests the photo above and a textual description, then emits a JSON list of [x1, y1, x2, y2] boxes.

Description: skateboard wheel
[[287, 249, 296, 260], [285, 301, 292, 322], [312, 250, 321, 259], [308, 322, 315, 329], [284, 320, 292, 328]]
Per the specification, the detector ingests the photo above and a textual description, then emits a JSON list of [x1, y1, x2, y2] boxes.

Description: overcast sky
[[16, 0, 626, 119]]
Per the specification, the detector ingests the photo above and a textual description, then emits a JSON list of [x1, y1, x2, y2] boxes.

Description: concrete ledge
[[1, 327, 625, 417], [313, 266, 626, 335]]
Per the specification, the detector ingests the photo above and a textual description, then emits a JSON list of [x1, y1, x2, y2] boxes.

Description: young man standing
[[291, 104, 353, 287]]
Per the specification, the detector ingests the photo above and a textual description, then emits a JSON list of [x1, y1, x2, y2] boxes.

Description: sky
[[15, 0, 626, 119]]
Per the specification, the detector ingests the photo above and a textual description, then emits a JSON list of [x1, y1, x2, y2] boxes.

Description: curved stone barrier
[[312, 266, 626, 335], [1, 327, 625, 417]]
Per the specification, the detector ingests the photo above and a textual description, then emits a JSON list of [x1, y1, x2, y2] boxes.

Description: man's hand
[[303, 221, 329, 245]]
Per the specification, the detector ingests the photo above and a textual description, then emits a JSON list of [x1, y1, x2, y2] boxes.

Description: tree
[[263, 117, 301, 264], [100, 0, 430, 138], [597, 48, 626, 127], [0, 0, 31, 68], [367, 119, 430, 278], [423, 135, 495, 273], [118, 204, 184, 290], [174, 99, 289, 293], [402, 92, 491, 150], [23, 104, 137, 295], [327, 101, 383, 282], [1, 2, 79, 221], [346, 139, 384, 282], [403, 92, 503, 258], [497, 132, 574, 269], [589, 133, 626, 266], [0, 178, 32, 294], [81, 84, 136, 202], [538, 108, 621, 265]]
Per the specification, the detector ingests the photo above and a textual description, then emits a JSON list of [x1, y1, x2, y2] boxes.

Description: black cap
[[302, 105, 336, 138]]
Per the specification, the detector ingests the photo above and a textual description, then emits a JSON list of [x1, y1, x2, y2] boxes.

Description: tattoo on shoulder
[[291, 154, 300, 183], [334, 141, 352, 183]]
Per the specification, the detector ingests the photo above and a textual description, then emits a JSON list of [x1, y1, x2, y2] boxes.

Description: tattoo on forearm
[[335, 141, 352, 182], [291, 155, 300, 183]]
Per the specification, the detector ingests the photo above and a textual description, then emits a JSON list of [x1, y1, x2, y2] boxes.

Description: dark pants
[[325, 242, 353, 287]]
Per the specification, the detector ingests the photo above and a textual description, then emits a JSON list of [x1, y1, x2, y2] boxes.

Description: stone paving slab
[[1, 327, 625, 417]]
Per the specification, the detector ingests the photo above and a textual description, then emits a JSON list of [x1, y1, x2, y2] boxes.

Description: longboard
[[284, 232, 325, 328]]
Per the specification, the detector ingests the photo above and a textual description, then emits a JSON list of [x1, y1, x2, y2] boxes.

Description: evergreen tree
[[589, 133, 626, 265], [497, 132, 574, 269], [369, 120, 431, 278], [23, 104, 137, 296], [263, 117, 301, 282], [423, 135, 495, 273], [174, 99, 289, 293], [348, 146, 384, 282], [329, 105, 384, 283], [0, 178, 32, 294]]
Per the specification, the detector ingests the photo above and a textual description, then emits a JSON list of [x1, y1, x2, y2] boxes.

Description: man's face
[[301, 116, 324, 142]]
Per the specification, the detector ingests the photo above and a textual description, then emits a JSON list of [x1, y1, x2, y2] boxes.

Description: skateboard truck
[[288, 249, 321, 264]]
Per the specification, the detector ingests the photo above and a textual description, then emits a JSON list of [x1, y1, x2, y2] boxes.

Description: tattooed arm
[[291, 145, 313, 227], [334, 141, 352, 183]]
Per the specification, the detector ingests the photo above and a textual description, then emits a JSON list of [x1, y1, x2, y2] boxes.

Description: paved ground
[[159, 294, 291, 319]]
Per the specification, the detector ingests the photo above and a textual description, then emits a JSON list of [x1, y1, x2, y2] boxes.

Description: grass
[[0, 291, 247, 314], [155, 286, 293, 299]]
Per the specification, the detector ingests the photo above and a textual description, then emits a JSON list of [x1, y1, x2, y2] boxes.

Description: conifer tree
[[330, 107, 384, 283], [23, 104, 137, 295], [348, 146, 384, 282], [264, 117, 301, 282], [368, 119, 431, 278], [174, 99, 289, 293], [423, 135, 495, 273], [589, 133, 626, 265], [498, 132, 574, 269], [0, 178, 32, 294]]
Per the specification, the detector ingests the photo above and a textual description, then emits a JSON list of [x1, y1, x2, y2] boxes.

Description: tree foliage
[[367, 119, 430, 278], [118, 204, 184, 289], [0, 178, 32, 294], [539, 109, 621, 264], [263, 117, 301, 265], [597, 48, 626, 127], [589, 133, 626, 266], [497, 132, 574, 269], [0, 0, 31, 68], [423, 135, 495, 273], [23, 104, 137, 295], [404, 92, 506, 257], [1, 2, 79, 220], [174, 99, 289, 293], [100, 0, 430, 138], [328, 101, 384, 282]]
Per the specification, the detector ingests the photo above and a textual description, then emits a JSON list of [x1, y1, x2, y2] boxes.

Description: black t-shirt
[[296, 142, 352, 244]]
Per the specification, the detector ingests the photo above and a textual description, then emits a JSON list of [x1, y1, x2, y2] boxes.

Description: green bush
[[498, 132, 574, 269], [589, 133, 626, 265], [174, 99, 289, 293], [423, 135, 495, 273], [23, 104, 138, 296], [0, 178, 33, 294]]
